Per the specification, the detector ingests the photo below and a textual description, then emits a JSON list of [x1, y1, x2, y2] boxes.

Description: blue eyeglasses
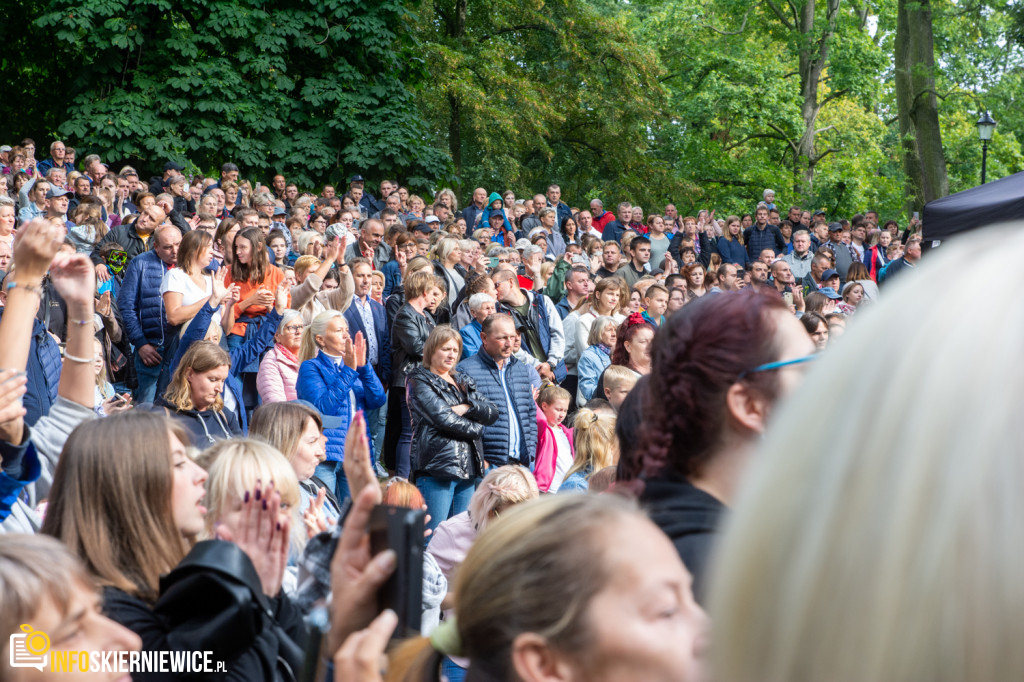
[[738, 354, 818, 380]]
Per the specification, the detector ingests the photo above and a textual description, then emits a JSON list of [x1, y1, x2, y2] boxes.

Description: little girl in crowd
[[533, 385, 575, 493]]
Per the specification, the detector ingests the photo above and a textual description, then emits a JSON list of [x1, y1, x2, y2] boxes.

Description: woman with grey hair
[[576, 316, 617, 404], [537, 206, 567, 257], [256, 308, 305, 402]]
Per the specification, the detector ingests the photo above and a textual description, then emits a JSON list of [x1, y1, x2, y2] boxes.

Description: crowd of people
[[4, 139, 1007, 682]]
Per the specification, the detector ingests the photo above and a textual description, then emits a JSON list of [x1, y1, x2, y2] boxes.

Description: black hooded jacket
[[640, 473, 726, 605]]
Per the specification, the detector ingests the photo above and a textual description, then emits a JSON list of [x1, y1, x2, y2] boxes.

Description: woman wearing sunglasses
[[620, 288, 815, 605]]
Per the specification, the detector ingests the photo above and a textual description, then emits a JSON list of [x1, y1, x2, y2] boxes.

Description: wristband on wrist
[[5, 281, 43, 297], [62, 351, 93, 364], [68, 318, 95, 326]]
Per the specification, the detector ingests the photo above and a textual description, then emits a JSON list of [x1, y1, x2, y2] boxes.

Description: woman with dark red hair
[[593, 313, 655, 402], [624, 288, 814, 605]]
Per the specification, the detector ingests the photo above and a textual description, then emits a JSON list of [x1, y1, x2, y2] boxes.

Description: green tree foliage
[[413, 0, 668, 202], [35, 0, 452, 189]]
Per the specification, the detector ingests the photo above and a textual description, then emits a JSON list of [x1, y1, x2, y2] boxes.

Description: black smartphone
[[368, 505, 425, 639]]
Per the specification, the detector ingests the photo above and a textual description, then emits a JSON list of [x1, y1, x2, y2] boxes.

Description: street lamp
[[977, 111, 996, 184]]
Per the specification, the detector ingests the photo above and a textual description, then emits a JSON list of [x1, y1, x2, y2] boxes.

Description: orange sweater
[[225, 266, 287, 337]]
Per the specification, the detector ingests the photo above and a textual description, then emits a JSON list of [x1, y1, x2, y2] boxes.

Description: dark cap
[[488, 211, 506, 222], [46, 187, 70, 199], [813, 210, 826, 216], [349, 174, 365, 184], [821, 268, 840, 282], [412, 222, 434, 234], [273, 206, 287, 216], [827, 221, 843, 232], [819, 286, 842, 300], [164, 161, 185, 172]]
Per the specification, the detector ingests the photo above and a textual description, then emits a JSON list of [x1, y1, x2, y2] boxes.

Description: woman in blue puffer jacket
[[296, 310, 386, 504]]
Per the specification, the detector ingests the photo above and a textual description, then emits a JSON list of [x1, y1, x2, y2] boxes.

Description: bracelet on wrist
[[68, 318, 95, 326], [62, 351, 93, 364], [5, 281, 43, 297]]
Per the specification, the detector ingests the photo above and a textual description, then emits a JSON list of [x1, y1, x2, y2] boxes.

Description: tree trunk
[[895, 0, 949, 215], [448, 93, 462, 177], [445, 0, 468, 180]]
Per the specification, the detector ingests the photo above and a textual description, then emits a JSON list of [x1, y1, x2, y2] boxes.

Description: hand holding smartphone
[[368, 504, 425, 639]]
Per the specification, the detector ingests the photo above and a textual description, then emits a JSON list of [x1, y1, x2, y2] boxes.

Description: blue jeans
[[416, 476, 476, 534], [315, 461, 350, 505], [367, 405, 386, 467], [133, 343, 167, 404], [396, 390, 413, 479]]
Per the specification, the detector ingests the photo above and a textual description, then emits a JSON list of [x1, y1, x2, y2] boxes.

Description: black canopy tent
[[923, 170, 1024, 242]]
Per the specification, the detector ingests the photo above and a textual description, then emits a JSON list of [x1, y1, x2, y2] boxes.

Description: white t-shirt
[[161, 268, 212, 305], [160, 269, 220, 328], [548, 426, 575, 493]]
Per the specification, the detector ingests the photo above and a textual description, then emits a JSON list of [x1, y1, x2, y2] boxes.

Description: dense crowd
[[6, 137, 1004, 682]]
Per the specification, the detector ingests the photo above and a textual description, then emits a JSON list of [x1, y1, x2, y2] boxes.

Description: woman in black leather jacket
[[385, 270, 443, 478], [407, 325, 498, 533]]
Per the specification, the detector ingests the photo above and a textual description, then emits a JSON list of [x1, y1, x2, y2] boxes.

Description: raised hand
[[96, 291, 112, 317], [323, 237, 341, 265], [211, 268, 228, 306], [352, 331, 366, 367], [342, 411, 378, 499], [332, 609, 397, 682], [49, 253, 97, 308], [13, 218, 64, 282], [274, 283, 289, 314], [302, 487, 330, 539], [214, 479, 291, 597], [326, 485, 392, 654]]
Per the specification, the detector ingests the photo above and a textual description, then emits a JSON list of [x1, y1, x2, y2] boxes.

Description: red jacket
[[593, 211, 616, 234]]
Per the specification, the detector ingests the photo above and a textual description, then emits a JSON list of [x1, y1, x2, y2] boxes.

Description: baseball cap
[[488, 211, 506, 223], [819, 286, 842, 300], [273, 206, 287, 216], [412, 222, 433, 234], [349, 174, 365, 184], [0, 146, 12, 153], [424, 215, 440, 225], [813, 210, 826, 216], [827, 222, 843, 232], [821, 268, 840, 282], [164, 161, 185, 172], [515, 238, 531, 250], [46, 187, 70, 199]]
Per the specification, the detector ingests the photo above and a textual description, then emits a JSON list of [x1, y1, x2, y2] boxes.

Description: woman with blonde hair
[[156, 340, 242, 446], [296, 309, 386, 502], [558, 408, 619, 493], [391, 494, 708, 682], [42, 412, 302, 679], [710, 226, 1024, 682], [201, 438, 305, 590]]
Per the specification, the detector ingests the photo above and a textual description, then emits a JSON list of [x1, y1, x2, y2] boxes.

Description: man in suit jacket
[[344, 258, 391, 468]]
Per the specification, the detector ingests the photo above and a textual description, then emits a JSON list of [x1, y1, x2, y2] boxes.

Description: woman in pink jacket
[[533, 385, 575, 493], [256, 309, 303, 403]]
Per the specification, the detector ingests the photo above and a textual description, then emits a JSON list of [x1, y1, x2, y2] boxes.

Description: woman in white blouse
[[161, 229, 227, 333]]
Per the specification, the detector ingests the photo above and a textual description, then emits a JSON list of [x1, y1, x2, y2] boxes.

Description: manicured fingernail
[[255, 488, 261, 500], [262, 499, 268, 510], [276, 522, 281, 531], [244, 491, 250, 503]]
